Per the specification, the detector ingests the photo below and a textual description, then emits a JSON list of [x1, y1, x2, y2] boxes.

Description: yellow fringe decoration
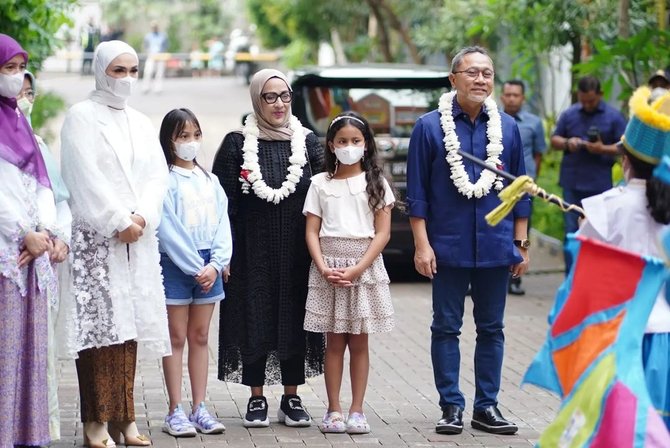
[[630, 86, 670, 131], [485, 175, 585, 226]]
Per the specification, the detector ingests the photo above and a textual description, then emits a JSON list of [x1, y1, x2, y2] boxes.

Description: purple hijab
[[0, 34, 50, 188]]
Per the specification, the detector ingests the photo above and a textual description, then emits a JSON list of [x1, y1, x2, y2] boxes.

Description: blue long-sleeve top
[[157, 165, 232, 276], [406, 98, 530, 268]]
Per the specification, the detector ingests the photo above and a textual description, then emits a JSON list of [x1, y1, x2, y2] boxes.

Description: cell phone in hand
[[587, 126, 600, 142]]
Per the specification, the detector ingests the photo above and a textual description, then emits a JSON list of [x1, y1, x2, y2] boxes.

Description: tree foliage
[[246, 0, 426, 67], [0, 0, 76, 71]]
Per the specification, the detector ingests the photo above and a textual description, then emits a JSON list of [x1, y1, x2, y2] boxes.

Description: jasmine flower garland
[[240, 114, 307, 204], [439, 91, 504, 199]]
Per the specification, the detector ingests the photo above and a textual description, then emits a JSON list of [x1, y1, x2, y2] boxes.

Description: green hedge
[[532, 149, 564, 240]]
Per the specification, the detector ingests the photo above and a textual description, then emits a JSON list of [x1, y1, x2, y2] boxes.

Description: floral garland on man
[[405, 46, 531, 437]]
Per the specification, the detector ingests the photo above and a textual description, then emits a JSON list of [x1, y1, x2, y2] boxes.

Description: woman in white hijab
[[59, 40, 170, 448]]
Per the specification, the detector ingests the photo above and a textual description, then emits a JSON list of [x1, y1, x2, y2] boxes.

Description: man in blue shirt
[[407, 46, 530, 436], [550, 76, 626, 273], [500, 79, 546, 295]]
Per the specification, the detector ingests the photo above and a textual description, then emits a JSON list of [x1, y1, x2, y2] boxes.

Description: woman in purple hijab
[[0, 34, 62, 447]]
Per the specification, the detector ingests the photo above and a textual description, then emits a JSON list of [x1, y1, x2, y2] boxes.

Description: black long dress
[[213, 131, 325, 384]]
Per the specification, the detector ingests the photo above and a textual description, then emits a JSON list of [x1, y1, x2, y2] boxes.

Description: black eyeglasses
[[452, 68, 494, 80], [23, 90, 36, 100], [261, 91, 292, 104]]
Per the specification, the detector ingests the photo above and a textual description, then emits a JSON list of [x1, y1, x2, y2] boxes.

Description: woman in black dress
[[213, 69, 324, 428]]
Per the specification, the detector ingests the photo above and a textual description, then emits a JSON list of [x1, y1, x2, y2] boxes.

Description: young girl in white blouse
[[303, 112, 395, 434]]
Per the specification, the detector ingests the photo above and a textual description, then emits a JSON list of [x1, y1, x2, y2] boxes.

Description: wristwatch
[[513, 239, 531, 249]]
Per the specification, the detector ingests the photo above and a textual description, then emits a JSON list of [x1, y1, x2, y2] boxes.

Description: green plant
[[574, 29, 670, 106], [31, 91, 66, 141], [282, 39, 313, 69], [1, 0, 76, 71], [532, 149, 564, 240]]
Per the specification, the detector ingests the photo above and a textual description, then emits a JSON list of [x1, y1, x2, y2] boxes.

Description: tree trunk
[[618, 0, 630, 38], [570, 34, 582, 104], [376, 0, 423, 64], [330, 28, 348, 65], [366, 0, 393, 62], [658, 0, 667, 31]]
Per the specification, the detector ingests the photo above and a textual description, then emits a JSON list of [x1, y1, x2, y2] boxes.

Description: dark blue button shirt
[[512, 110, 546, 179], [406, 99, 531, 268], [552, 101, 627, 192]]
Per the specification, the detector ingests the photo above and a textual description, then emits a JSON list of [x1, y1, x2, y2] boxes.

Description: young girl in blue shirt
[[303, 112, 396, 434], [157, 108, 232, 437]]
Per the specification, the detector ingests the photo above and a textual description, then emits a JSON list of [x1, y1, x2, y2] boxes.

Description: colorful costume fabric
[[523, 236, 670, 446]]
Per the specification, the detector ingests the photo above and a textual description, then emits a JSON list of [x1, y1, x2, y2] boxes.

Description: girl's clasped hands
[[320, 266, 362, 287]]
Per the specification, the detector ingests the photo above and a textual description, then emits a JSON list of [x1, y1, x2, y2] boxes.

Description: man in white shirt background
[[142, 21, 168, 94]]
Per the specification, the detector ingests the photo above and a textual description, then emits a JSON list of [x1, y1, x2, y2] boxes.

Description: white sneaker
[[162, 404, 197, 437]]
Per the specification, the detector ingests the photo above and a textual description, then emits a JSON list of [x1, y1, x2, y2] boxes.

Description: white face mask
[[175, 140, 201, 161], [17, 96, 33, 118], [334, 145, 365, 165], [0, 71, 25, 98], [105, 74, 136, 98], [650, 87, 669, 102]]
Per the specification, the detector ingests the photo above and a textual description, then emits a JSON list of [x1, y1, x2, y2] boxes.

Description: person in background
[[207, 36, 225, 77], [407, 46, 529, 436], [17, 69, 72, 442], [549, 76, 626, 274], [213, 69, 325, 429], [303, 112, 395, 435], [189, 43, 205, 77], [59, 40, 170, 448], [142, 21, 168, 94], [157, 108, 231, 437], [500, 79, 546, 295], [0, 33, 60, 448], [648, 69, 670, 102], [81, 17, 100, 76]]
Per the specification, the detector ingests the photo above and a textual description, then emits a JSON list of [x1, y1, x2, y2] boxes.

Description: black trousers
[[242, 355, 305, 387]]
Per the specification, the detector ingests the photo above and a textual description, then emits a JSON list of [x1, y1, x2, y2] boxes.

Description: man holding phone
[[550, 76, 626, 273]]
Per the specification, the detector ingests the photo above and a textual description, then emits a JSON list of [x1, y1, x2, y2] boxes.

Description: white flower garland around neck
[[439, 91, 504, 199], [239, 114, 307, 204]]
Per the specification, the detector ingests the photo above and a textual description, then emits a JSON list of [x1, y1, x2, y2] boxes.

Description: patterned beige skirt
[[304, 237, 394, 334]]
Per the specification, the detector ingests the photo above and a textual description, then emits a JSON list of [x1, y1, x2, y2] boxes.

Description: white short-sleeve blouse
[[303, 172, 395, 239]]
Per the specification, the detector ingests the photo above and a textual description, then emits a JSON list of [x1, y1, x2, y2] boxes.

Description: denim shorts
[[160, 249, 224, 305]]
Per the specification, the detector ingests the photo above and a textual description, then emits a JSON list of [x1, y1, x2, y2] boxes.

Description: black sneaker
[[471, 405, 518, 435], [277, 394, 312, 427], [435, 404, 463, 434], [243, 396, 270, 428]]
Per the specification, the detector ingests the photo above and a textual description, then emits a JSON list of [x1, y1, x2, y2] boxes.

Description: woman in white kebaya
[[59, 40, 170, 448]]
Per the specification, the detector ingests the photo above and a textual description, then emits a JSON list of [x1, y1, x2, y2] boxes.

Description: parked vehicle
[[289, 64, 452, 265]]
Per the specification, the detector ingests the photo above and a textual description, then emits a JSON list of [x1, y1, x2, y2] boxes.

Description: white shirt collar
[[172, 165, 196, 177]]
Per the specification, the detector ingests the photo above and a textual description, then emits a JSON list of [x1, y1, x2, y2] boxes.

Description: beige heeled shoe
[[83, 421, 117, 448], [108, 420, 151, 446]]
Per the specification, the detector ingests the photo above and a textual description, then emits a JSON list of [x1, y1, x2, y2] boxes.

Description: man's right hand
[[566, 137, 584, 153], [414, 244, 437, 279], [117, 223, 143, 243]]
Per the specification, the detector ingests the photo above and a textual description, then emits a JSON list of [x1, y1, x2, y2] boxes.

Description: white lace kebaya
[[239, 114, 308, 204], [439, 91, 504, 199]]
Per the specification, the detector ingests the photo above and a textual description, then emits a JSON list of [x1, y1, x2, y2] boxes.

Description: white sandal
[[320, 411, 346, 433]]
